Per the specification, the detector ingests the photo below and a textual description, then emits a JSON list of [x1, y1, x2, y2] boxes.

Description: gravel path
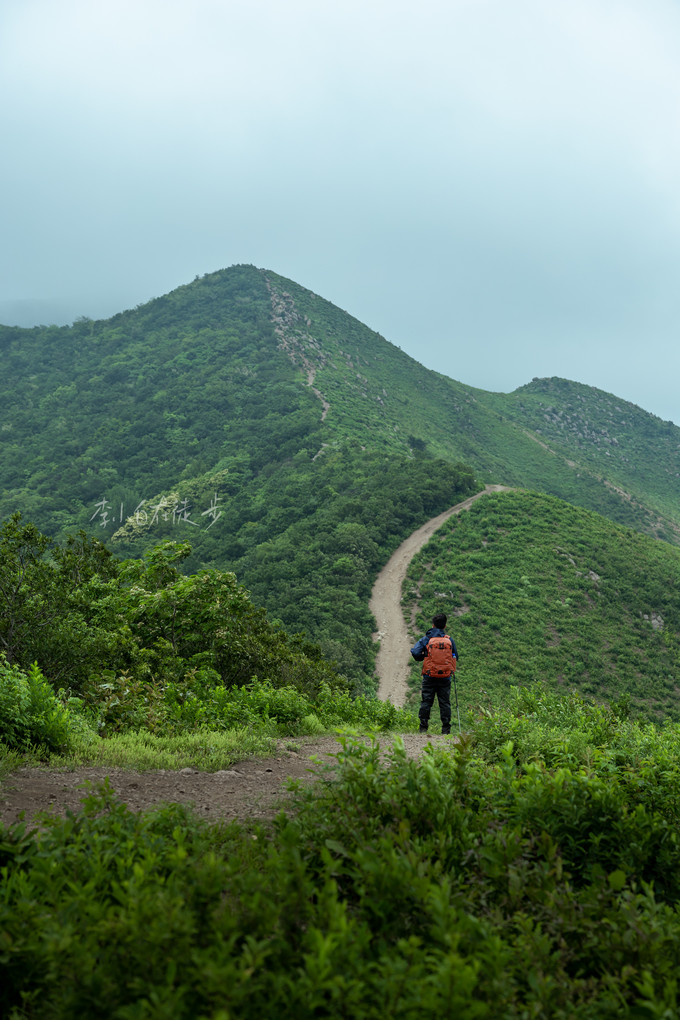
[[370, 484, 510, 706]]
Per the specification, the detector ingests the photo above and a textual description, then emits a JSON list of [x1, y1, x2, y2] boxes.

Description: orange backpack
[[422, 635, 456, 677]]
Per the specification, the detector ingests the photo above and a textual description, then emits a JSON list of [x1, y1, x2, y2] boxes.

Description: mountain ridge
[[2, 261, 678, 564], [2, 261, 678, 547], [262, 266, 680, 542]]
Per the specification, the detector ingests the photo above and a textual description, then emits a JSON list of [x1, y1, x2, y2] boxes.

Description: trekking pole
[[453, 675, 461, 735]]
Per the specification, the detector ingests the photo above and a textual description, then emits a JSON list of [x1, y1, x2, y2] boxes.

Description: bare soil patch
[[0, 733, 455, 829]]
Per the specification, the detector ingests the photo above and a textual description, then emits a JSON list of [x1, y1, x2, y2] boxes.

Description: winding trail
[[370, 485, 510, 706]]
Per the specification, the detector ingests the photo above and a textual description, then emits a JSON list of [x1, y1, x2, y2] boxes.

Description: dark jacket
[[410, 627, 458, 673]]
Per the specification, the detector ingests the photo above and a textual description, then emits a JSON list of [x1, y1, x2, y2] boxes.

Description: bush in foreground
[[0, 657, 81, 753], [4, 689, 680, 1016]]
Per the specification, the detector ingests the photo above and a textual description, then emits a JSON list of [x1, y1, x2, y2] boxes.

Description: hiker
[[410, 613, 458, 734]]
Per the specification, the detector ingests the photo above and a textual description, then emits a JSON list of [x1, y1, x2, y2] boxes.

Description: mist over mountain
[[0, 298, 76, 328]]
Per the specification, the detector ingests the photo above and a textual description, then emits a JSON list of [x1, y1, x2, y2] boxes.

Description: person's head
[[432, 613, 447, 630]]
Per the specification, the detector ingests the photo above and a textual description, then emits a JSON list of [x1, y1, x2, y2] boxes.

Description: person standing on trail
[[410, 613, 458, 735]]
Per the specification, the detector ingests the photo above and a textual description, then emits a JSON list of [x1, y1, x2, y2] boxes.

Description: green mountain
[[1, 264, 679, 695], [3, 264, 678, 539], [6, 268, 680, 1017]]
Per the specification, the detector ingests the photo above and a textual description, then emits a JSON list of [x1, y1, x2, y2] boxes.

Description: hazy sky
[[2, 0, 680, 423]]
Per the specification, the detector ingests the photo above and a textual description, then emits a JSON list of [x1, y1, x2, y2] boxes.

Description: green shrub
[[6, 721, 680, 1017], [0, 657, 76, 752], [80, 668, 166, 735], [162, 676, 418, 735]]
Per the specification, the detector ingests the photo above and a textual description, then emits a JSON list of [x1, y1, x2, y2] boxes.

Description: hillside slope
[[485, 377, 680, 542], [403, 489, 680, 722], [263, 269, 680, 540]]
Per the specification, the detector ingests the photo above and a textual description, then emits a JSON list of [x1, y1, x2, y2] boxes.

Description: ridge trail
[[370, 485, 510, 707]]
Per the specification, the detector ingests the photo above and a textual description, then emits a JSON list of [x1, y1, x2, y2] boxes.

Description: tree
[[0, 513, 52, 664]]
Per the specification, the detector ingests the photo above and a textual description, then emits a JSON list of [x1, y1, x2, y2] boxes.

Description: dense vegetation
[[0, 652, 411, 767], [404, 489, 680, 722], [269, 270, 680, 540], [3, 264, 680, 1014], [0, 441, 478, 696], [0, 265, 487, 681], [6, 688, 680, 1017], [0, 512, 356, 734]]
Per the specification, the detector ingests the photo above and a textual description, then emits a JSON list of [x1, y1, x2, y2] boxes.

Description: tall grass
[[47, 727, 276, 771]]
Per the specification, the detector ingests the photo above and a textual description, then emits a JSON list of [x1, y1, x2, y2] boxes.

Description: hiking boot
[[442, 727, 451, 735], [419, 726, 428, 734]]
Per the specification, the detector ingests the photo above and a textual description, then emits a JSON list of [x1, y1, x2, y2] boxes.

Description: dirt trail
[[370, 485, 510, 706], [0, 733, 455, 829]]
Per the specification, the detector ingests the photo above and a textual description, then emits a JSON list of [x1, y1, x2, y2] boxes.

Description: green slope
[[262, 270, 680, 540], [483, 377, 680, 542], [404, 489, 680, 722], [0, 266, 318, 533]]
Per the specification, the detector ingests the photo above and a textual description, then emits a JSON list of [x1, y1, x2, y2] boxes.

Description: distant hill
[[1, 264, 679, 693], [485, 378, 680, 543]]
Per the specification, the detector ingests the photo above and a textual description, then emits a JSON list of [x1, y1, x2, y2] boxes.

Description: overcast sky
[[2, 0, 680, 424]]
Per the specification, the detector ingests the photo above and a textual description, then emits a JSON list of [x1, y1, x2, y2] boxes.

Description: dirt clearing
[[0, 733, 456, 829]]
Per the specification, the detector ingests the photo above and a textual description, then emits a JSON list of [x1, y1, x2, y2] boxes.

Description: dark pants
[[419, 675, 452, 731]]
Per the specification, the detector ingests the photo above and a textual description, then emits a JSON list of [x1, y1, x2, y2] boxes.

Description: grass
[[404, 488, 680, 722], [0, 714, 420, 776], [1, 728, 276, 774]]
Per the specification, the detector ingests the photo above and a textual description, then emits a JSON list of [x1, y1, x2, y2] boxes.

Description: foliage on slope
[[0, 266, 322, 534], [1, 265, 679, 693], [105, 445, 479, 686], [264, 270, 680, 539], [404, 489, 680, 722], [5, 689, 680, 1017], [485, 376, 680, 542], [0, 514, 344, 727]]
